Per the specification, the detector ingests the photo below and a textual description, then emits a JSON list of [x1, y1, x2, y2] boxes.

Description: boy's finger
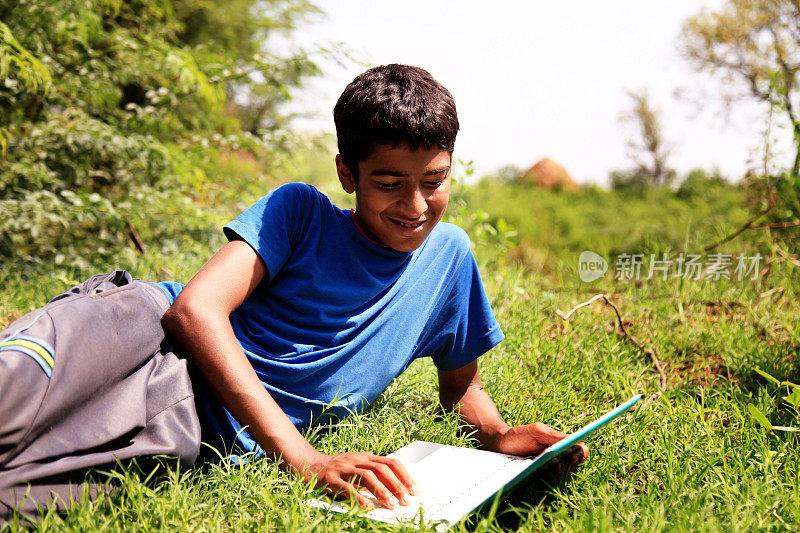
[[566, 442, 589, 473], [560, 442, 589, 471], [323, 479, 375, 509], [365, 461, 412, 504], [530, 422, 568, 444], [374, 456, 418, 496], [542, 457, 562, 480], [577, 442, 590, 460], [351, 468, 399, 509], [342, 481, 375, 509]]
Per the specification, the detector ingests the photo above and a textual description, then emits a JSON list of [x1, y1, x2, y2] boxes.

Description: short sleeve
[[223, 183, 315, 280], [430, 248, 505, 371]]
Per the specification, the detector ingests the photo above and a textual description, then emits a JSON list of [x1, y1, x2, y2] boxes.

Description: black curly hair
[[333, 64, 459, 179]]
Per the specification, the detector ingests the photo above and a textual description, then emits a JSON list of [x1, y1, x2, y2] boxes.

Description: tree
[[676, 168, 730, 200], [620, 90, 675, 186], [171, 0, 324, 134], [0, 0, 326, 271], [0, 21, 51, 155], [609, 169, 649, 194], [682, 0, 800, 175], [681, 0, 800, 246]]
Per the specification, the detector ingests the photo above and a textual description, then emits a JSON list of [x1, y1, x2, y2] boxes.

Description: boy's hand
[[492, 423, 589, 474], [166, 241, 416, 511], [302, 451, 417, 510], [438, 360, 588, 478]]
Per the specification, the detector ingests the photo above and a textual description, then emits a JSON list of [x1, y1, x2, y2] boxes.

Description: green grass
[[1, 179, 799, 531]]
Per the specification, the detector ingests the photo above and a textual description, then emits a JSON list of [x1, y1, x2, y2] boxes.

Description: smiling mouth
[[389, 217, 426, 228]]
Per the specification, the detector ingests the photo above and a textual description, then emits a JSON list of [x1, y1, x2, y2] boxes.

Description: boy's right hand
[[301, 450, 417, 510], [165, 241, 415, 510]]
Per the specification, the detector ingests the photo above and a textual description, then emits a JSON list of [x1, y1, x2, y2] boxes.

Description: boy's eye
[[425, 180, 444, 188], [377, 181, 401, 190]]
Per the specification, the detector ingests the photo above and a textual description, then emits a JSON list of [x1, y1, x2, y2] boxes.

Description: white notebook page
[[307, 441, 534, 530]]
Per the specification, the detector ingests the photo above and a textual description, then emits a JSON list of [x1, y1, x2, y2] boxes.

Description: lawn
[[1, 179, 798, 531]]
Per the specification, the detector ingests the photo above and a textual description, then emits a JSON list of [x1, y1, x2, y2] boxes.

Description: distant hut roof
[[520, 158, 579, 191]]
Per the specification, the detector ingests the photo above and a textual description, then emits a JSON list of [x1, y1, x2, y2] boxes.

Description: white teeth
[[395, 220, 423, 228]]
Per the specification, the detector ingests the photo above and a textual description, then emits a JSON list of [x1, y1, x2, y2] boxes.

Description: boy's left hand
[[438, 361, 588, 476], [491, 423, 588, 474]]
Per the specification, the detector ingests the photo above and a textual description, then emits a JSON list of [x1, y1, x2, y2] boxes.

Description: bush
[[0, 0, 324, 274], [676, 168, 730, 200]]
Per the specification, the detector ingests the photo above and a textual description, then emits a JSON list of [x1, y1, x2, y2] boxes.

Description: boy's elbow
[[438, 387, 465, 413], [161, 295, 206, 336], [161, 302, 185, 337], [437, 361, 480, 412]]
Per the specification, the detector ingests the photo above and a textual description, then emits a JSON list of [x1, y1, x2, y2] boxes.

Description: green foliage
[[748, 402, 775, 431], [620, 90, 675, 186], [676, 168, 730, 200], [0, 0, 325, 273], [171, 0, 325, 133], [2, 173, 800, 530], [743, 169, 800, 254], [0, 20, 52, 154], [467, 175, 750, 271], [444, 160, 519, 266], [750, 367, 800, 432], [0, 20, 51, 97], [609, 169, 651, 195], [681, 0, 800, 234], [612, 167, 730, 198], [0, 108, 228, 267]]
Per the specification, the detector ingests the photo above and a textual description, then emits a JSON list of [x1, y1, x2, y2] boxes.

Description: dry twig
[[774, 245, 800, 268], [126, 220, 147, 255], [126, 220, 174, 278], [703, 206, 772, 252], [557, 293, 668, 407], [759, 287, 785, 299], [751, 220, 800, 230]]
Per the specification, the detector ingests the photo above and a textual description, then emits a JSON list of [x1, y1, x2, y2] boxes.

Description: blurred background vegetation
[[0, 0, 797, 285], [0, 0, 334, 275], [1, 2, 799, 530]]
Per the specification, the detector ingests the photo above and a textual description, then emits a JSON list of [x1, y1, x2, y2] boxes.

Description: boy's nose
[[398, 187, 427, 218]]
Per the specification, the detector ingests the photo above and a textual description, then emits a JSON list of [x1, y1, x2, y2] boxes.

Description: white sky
[[290, 0, 784, 184]]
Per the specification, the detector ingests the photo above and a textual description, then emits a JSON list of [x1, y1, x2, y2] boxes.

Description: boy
[[159, 64, 587, 508], [0, 64, 586, 517]]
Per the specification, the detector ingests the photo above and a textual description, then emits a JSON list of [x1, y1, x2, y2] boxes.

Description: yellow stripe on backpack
[[0, 339, 55, 369]]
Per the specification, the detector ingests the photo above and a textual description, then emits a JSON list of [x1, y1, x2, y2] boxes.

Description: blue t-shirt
[[158, 183, 504, 454]]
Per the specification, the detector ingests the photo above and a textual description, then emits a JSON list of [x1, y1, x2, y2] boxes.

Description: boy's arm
[[438, 360, 589, 466], [162, 240, 416, 509]]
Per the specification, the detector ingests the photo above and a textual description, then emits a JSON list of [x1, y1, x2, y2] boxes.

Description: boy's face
[[337, 143, 452, 252]]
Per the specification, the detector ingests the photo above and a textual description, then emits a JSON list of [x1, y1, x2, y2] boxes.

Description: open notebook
[[307, 394, 642, 530]]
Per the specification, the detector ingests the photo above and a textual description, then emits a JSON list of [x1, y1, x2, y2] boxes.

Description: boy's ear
[[336, 154, 356, 194]]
